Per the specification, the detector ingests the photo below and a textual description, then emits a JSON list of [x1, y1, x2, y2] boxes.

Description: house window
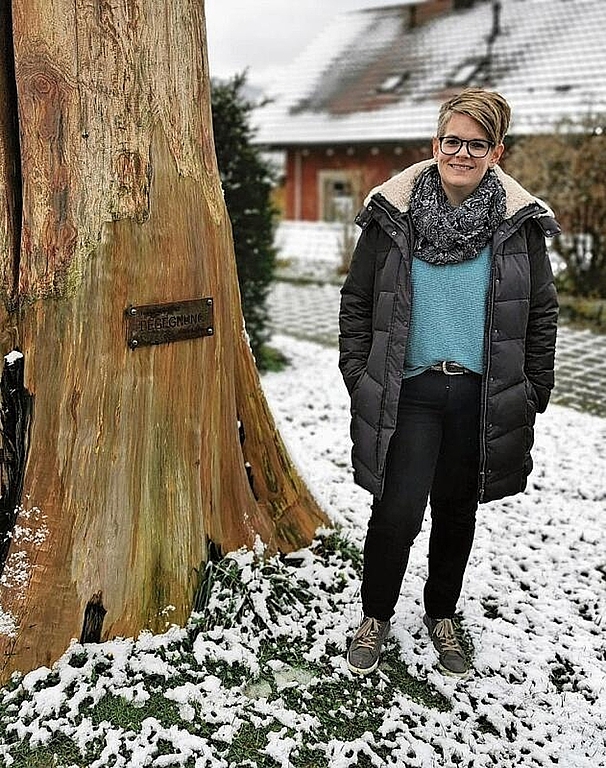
[[319, 171, 361, 222]]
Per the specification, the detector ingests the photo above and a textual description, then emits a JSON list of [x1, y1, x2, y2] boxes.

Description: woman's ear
[[489, 142, 505, 168], [432, 136, 440, 159]]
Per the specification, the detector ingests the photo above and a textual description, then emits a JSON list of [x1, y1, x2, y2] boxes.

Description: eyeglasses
[[438, 136, 494, 158]]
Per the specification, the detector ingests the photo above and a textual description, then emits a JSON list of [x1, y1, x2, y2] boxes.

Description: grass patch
[[192, 551, 315, 636], [476, 713, 500, 737], [3, 732, 87, 768], [89, 689, 182, 730], [0, 531, 461, 768], [312, 530, 363, 577], [380, 647, 451, 712], [258, 637, 317, 671], [226, 721, 287, 766], [549, 653, 578, 693]]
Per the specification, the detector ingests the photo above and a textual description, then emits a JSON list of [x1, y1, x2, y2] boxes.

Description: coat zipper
[[478, 255, 497, 501]]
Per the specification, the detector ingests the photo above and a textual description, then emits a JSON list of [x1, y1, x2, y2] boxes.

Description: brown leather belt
[[429, 361, 473, 375]]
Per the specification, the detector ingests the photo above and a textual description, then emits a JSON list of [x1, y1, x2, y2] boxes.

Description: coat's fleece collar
[[364, 158, 544, 221]]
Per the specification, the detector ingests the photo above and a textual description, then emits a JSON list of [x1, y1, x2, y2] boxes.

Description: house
[[254, 0, 606, 223]]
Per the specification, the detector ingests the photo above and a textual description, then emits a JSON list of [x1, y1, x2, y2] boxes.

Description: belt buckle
[[442, 361, 464, 375]]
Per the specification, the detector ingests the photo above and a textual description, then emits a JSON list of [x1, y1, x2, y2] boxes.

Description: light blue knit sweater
[[403, 245, 491, 378]]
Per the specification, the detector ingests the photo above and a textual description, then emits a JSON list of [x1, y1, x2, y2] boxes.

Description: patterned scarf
[[409, 164, 506, 265]]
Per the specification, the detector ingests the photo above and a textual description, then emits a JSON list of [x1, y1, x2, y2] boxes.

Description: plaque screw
[[206, 298, 213, 306], [130, 339, 139, 348], [128, 306, 138, 316], [207, 327, 214, 335]]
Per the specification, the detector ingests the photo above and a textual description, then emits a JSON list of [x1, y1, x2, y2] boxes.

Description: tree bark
[[0, 0, 328, 682]]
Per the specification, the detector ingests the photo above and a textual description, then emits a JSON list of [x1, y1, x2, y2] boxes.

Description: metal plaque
[[125, 298, 214, 349]]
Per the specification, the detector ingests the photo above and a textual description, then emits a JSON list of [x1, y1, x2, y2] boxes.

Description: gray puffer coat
[[338, 159, 559, 503]]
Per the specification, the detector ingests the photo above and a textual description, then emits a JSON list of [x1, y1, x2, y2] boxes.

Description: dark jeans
[[361, 369, 481, 622]]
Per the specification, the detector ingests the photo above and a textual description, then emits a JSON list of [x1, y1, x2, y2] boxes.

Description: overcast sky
[[205, 0, 405, 88]]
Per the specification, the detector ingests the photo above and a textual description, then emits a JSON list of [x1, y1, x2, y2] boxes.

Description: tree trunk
[[0, 0, 328, 683]]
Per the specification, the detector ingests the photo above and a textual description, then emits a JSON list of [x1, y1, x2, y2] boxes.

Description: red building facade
[[283, 143, 431, 221]]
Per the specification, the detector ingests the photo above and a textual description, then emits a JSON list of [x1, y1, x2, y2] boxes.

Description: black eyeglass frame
[[438, 136, 494, 158]]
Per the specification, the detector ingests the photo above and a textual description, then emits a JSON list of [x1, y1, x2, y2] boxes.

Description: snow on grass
[[0, 333, 605, 767]]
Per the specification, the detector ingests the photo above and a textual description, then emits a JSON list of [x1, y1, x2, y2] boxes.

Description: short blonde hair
[[437, 88, 511, 146]]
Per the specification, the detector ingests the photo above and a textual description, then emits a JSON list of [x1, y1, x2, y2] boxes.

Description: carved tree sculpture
[[0, 0, 328, 683]]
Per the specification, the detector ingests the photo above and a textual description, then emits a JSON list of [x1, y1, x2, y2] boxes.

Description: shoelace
[[354, 617, 385, 649], [433, 619, 463, 653]]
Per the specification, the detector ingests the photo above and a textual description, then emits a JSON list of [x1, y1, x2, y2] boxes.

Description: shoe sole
[[346, 621, 390, 676], [437, 661, 470, 679], [347, 656, 380, 676]]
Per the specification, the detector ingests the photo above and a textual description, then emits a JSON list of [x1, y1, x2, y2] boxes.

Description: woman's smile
[[432, 113, 503, 205]]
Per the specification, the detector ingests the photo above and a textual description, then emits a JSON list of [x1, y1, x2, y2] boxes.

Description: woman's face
[[432, 113, 504, 206]]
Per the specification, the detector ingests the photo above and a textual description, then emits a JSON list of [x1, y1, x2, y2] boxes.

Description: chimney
[[453, 0, 480, 9], [410, 0, 455, 29], [490, 0, 501, 41], [486, 1, 502, 67]]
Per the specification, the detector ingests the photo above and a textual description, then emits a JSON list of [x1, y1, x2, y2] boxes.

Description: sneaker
[[347, 616, 390, 675], [424, 615, 469, 678]]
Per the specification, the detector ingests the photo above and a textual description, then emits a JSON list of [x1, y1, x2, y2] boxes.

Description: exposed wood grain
[[0, 0, 328, 682], [0, 1, 20, 343]]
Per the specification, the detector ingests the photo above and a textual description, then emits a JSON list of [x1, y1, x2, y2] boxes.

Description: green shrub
[[506, 118, 606, 298], [211, 73, 278, 368]]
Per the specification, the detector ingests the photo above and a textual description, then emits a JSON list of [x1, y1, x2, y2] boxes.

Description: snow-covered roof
[[254, 0, 606, 146]]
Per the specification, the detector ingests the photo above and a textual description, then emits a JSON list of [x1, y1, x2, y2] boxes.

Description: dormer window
[[447, 57, 486, 87], [377, 72, 410, 94]]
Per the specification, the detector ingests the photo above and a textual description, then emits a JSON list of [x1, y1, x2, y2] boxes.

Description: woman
[[339, 88, 559, 678]]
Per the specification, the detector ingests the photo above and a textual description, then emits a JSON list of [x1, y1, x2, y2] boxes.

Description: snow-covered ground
[[0, 334, 604, 767], [264, 336, 606, 763], [274, 220, 355, 284]]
